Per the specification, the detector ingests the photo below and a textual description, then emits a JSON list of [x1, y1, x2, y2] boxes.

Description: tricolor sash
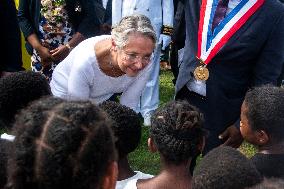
[[197, 0, 264, 65]]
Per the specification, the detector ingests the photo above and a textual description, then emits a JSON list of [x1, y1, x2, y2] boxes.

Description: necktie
[[212, 0, 229, 31]]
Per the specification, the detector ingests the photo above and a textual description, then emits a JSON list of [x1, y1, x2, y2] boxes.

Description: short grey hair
[[111, 14, 157, 49]]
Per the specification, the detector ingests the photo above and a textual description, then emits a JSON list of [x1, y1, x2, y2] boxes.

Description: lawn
[[129, 70, 256, 175]]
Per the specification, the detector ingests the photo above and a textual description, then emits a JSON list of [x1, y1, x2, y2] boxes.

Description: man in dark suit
[[175, 0, 284, 153]]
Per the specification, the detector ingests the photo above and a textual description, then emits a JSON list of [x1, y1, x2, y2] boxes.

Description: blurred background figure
[[112, 0, 174, 126], [100, 0, 112, 34], [18, 0, 105, 81], [169, 0, 185, 85], [0, 0, 24, 78]]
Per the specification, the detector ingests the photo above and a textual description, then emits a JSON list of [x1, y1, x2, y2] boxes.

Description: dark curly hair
[[99, 101, 141, 158], [192, 146, 262, 189], [6, 98, 116, 189], [150, 100, 206, 164], [0, 71, 51, 129], [244, 85, 284, 143]]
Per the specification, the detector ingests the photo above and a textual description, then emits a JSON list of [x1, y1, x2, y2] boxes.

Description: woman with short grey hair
[[50, 14, 157, 112], [111, 15, 156, 49]]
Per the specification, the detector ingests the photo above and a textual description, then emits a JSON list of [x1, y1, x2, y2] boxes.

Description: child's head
[[7, 98, 117, 189], [0, 71, 51, 129], [99, 101, 141, 158], [240, 86, 284, 146], [192, 146, 262, 189], [149, 100, 206, 165]]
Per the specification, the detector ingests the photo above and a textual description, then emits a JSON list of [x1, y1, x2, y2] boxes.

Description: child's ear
[[101, 161, 118, 189], [148, 138, 158, 153], [256, 130, 269, 145]]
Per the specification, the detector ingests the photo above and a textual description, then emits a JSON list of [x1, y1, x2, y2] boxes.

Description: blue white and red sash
[[197, 0, 264, 65]]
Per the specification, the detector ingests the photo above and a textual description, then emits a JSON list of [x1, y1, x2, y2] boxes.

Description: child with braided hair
[[5, 98, 118, 189], [123, 100, 206, 189]]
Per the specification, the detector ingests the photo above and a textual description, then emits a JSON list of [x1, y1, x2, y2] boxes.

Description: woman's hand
[[37, 46, 55, 68], [50, 44, 70, 62]]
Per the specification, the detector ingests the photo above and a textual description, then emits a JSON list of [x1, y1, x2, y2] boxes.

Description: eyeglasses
[[120, 49, 152, 65]]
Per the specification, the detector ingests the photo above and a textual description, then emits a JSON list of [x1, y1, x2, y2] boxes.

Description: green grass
[[129, 70, 256, 175], [128, 70, 175, 175]]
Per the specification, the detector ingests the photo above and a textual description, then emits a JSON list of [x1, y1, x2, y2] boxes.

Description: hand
[[158, 34, 171, 50], [37, 46, 54, 68], [50, 44, 70, 62], [100, 23, 112, 34], [219, 125, 243, 148]]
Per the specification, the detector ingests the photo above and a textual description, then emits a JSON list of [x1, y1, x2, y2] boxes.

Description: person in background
[[6, 99, 118, 189], [50, 14, 156, 113], [240, 86, 284, 179], [1, 0, 24, 78], [192, 146, 262, 189], [17, 0, 104, 81], [176, 0, 284, 154], [100, 0, 112, 34], [99, 101, 153, 189], [123, 100, 206, 189], [169, 0, 185, 85], [112, 0, 174, 126]]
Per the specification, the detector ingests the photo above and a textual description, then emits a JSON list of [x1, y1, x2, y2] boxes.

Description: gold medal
[[194, 65, 209, 81]]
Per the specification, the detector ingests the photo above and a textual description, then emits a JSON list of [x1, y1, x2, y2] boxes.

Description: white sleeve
[[112, 0, 122, 26], [120, 64, 153, 112], [67, 59, 93, 100]]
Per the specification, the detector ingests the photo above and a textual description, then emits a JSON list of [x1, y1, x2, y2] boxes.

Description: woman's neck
[[95, 38, 124, 77]]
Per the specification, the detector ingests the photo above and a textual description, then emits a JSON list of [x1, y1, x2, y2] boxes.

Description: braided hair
[[6, 98, 116, 189], [150, 100, 206, 164]]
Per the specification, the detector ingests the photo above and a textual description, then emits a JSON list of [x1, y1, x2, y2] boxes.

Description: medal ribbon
[[197, 0, 264, 65]]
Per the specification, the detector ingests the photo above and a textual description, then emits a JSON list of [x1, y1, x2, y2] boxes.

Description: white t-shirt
[[50, 35, 152, 112], [116, 171, 153, 189]]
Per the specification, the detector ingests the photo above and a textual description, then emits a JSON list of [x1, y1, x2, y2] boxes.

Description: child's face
[[240, 102, 259, 145]]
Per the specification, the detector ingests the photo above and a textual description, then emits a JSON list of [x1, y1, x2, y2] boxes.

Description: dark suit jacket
[[176, 0, 284, 149]]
